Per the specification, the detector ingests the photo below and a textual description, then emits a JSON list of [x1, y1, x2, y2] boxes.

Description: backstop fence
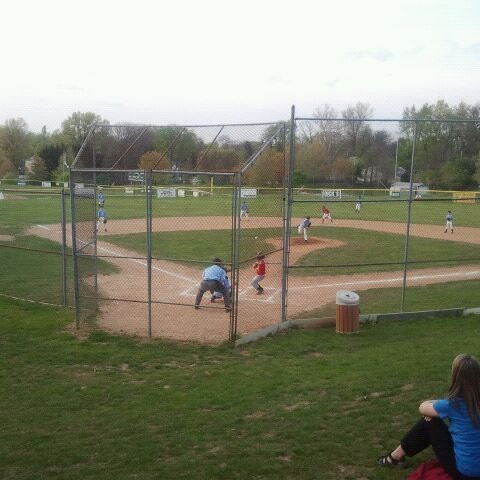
[[1, 110, 479, 343]]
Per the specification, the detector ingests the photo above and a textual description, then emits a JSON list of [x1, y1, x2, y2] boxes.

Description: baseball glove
[[307, 221, 312, 227]]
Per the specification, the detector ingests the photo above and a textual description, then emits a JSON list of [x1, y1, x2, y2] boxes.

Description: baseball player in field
[[297, 216, 312, 242], [98, 191, 105, 207], [240, 201, 249, 219], [444, 210, 454, 233], [355, 199, 361, 213], [97, 207, 108, 232], [321, 205, 333, 223]]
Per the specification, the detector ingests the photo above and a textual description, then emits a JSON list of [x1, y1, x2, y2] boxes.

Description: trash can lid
[[336, 290, 360, 305]]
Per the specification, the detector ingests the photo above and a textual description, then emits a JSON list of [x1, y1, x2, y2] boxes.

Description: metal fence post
[[93, 155, 98, 303], [146, 170, 153, 338], [401, 121, 418, 312], [69, 170, 80, 327], [281, 106, 296, 322], [230, 172, 242, 341], [61, 188, 68, 306]]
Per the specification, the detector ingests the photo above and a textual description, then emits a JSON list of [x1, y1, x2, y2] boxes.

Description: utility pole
[[394, 138, 399, 184]]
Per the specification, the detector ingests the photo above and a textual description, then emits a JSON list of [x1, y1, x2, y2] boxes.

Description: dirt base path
[[28, 217, 480, 343]]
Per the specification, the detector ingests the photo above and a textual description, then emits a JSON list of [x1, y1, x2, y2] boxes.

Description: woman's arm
[[419, 400, 439, 418]]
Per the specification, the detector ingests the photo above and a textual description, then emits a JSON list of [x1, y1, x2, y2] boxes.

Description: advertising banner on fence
[[322, 189, 342, 199], [241, 188, 257, 198], [156, 188, 176, 198]]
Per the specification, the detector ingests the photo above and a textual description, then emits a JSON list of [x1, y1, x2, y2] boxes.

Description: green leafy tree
[[28, 155, 49, 181], [0, 149, 15, 177], [0, 118, 32, 173], [474, 157, 480, 186], [152, 127, 202, 170], [439, 157, 477, 190], [61, 112, 107, 156], [38, 142, 64, 175]]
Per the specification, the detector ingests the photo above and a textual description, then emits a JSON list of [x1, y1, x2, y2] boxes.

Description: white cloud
[[1, 0, 480, 130]]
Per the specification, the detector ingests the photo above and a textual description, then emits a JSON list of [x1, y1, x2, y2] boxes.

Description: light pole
[[394, 138, 399, 184]]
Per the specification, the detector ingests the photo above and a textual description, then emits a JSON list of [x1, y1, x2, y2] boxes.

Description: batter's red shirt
[[254, 260, 266, 275]]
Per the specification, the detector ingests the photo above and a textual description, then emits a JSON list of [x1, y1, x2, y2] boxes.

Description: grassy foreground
[[1, 297, 480, 479], [292, 279, 480, 319]]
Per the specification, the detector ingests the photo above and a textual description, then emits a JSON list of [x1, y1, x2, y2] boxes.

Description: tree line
[[1, 101, 479, 189]]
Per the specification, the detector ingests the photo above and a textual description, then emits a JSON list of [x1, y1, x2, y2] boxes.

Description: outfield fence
[[1, 112, 479, 343]]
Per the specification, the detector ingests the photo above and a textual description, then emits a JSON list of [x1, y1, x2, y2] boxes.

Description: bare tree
[[311, 104, 343, 162], [341, 102, 373, 157]]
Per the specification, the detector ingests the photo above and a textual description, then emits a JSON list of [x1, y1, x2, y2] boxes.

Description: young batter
[[251, 253, 266, 294]]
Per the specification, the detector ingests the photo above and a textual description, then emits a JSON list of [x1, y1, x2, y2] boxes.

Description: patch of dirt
[[0, 235, 14, 241], [28, 216, 480, 343], [290, 236, 331, 246]]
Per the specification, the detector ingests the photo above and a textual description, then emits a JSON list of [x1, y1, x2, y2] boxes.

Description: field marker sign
[[156, 188, 176, 198], [322, 189, 342, 199], [241, 188, 257, 198]]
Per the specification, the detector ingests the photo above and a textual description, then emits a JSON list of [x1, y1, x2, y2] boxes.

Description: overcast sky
[[2, 0, 480, 132]]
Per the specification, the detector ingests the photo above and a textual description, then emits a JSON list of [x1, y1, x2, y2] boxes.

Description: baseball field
[[1, 187, 479, 342]]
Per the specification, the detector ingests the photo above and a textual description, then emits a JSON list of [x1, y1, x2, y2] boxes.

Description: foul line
[[36, 224, 198, 285], [97, 245, 198, 284], [35, 224, 480, 300], [288, 269, 480, 291]]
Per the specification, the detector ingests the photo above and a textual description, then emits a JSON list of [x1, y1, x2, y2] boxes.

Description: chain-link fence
[[0, 187, 71, 307], [287, 116, 480, 325], [3, 113, 479, 343], [70, 122, 287, 342]]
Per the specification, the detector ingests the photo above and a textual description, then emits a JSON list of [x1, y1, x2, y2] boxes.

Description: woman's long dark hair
[[448, 354, 480, 427]]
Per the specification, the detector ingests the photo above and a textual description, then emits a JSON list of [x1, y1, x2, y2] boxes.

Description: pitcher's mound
[[290, 236, 327, 246]]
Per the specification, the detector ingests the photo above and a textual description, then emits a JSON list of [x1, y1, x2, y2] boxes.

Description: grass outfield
[[102, 228, 278, 266], [0, 237, 118, 305], [292, 226, 480, 275], [0, 192, 479, 235], [291, 279, 480, 319], [1, 297, 480, 479], [103, 227, 480, 274]]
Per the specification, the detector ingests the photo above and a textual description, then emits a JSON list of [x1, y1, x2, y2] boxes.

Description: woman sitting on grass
[[377, 354, 480, 479]]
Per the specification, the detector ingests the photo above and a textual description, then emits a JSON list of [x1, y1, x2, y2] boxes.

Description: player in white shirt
[[297, 216, 312, 242], [444, 211, 454, 233]]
